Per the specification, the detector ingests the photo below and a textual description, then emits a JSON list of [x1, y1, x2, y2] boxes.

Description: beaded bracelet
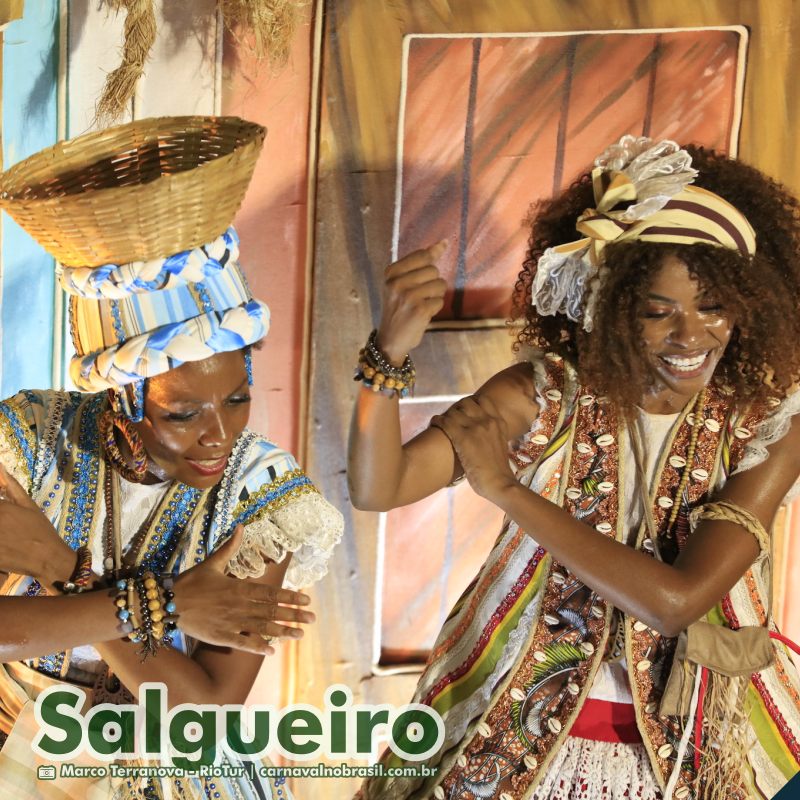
[[354, 330, 416, 398], [58, 546, 93, 594], [112, 578, 137, 636], [111, 572, 179, 658]]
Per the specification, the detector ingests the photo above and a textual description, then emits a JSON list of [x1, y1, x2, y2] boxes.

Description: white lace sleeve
[[732, 391, 800, 502], [228, 492, 343, 589], [216, 434, 344, 587]]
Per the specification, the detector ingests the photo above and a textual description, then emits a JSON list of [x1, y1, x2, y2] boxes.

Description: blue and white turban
[[60, 227, 269, 398]]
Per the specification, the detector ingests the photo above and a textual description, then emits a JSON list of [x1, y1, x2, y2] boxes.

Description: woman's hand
[[174, 525, 315, 655], [431, 394, 518, 503], [376, 240, 449, 364], [0, 464, 76, 586]]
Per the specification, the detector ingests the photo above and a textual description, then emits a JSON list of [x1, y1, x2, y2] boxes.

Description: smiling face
[[638, 254, 734, 414], [131, 350, 251, 489]]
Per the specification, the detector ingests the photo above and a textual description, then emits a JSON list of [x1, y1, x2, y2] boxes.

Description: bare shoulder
[[720, 410, 800, 518], [474, 362, 540, 440]]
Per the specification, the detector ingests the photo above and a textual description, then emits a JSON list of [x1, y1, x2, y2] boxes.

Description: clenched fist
[[376, 240, 449, 364]]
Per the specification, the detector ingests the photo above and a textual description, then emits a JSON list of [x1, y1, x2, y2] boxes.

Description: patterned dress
[[0, 389, 343, 800], [360, 353, 800, 800]]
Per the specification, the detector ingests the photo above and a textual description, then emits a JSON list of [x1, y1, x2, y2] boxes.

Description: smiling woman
[[0, 117, 343, 800], [135, 351, 255, 487], [349, 136, 800, 800], [636, 256, 734, 413]]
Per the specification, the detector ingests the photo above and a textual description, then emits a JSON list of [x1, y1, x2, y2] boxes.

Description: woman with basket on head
[[0, 117, 342, 799], [349, 136, 800, 799]]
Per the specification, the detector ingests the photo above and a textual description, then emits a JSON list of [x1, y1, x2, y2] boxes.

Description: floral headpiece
[[531, 135, 757, 331]]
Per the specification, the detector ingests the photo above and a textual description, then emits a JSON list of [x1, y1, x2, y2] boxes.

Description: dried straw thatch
[[96, 0, 156, 123], [96, 0, 306, 123], [218, 0, 306, 64]]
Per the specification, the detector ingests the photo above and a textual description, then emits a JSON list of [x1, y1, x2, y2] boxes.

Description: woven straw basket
[[0, 116, 266, 268]]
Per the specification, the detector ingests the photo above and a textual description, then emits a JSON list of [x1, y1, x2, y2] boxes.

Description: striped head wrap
[[532, 136, 757, 331], [61, 226, 269, 415]]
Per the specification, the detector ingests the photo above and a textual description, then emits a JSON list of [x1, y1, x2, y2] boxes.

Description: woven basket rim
[[0, 115, 266, 266], [2, 136, 263, 212], [0, 115, 266, 203]]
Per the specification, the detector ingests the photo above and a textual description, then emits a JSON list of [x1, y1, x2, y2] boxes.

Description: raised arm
[[434, 394, 800, 637], [348, 242, 539, 511]]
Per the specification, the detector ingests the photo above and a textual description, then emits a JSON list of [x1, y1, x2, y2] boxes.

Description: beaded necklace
[[631, 389, 707, 556], [605, 389, 706, 663], [101, 460, 205, 580]]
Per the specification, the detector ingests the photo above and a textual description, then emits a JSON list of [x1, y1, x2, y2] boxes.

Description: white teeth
[[660, 353, 708, 371]]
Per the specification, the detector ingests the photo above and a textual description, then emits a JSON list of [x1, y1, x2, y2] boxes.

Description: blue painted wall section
[[2, 0, 59, 396]]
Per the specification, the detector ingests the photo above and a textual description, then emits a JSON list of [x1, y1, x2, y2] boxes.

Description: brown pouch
[[659, 621, 774, 717]]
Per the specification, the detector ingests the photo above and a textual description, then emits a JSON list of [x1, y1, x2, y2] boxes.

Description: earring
[[244, 348, 254, 386], [129, 379, 145, 423], [115, 380, 145, 423], [99, 409, 148, 483]]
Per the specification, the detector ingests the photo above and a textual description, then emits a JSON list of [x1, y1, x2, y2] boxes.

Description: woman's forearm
[[492, 482, 759, 636], [94, 640, 261, 709], [348, 388, 407, 510], [0, 594, 261, 708], [0, 591, 125, 662], [94, 556, 295, 709], [348, 388, 458, 511]]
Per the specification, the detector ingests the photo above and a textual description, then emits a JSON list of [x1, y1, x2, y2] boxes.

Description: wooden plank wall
[[222, 5, 316, 454], [302, 1, 800, 797]]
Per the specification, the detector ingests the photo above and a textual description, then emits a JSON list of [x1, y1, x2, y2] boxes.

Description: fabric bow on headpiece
[[532, 135, 757, 331]]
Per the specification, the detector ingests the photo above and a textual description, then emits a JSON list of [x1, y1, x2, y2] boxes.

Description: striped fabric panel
[[376, 548, 551, 782], [74, 261, 253, 345], [424, 549, 549, 717], [722, 580, 800, 787], [432, 526, 525, 659], [622, 186, 756, 255], [747, 681, 800, 781]]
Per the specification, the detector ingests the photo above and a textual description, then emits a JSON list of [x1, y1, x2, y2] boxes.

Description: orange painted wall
[[221, 9, 315, 706], [222, 12, 313, 455]]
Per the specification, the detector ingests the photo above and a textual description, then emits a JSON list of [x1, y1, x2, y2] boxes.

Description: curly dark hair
[[513, 146, 800, 412]]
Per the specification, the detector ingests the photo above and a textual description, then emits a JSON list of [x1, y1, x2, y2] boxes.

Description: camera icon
[[37, 765, 57, 780]]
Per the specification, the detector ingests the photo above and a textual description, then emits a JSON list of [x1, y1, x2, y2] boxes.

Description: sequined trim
[[213, 430, 258, 537], [28, 391, 71, 493], [59, 394, 104, 549], [231, 468, 316, 527], [0, 399, 36, 482], [136, 482, 204, 573]]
